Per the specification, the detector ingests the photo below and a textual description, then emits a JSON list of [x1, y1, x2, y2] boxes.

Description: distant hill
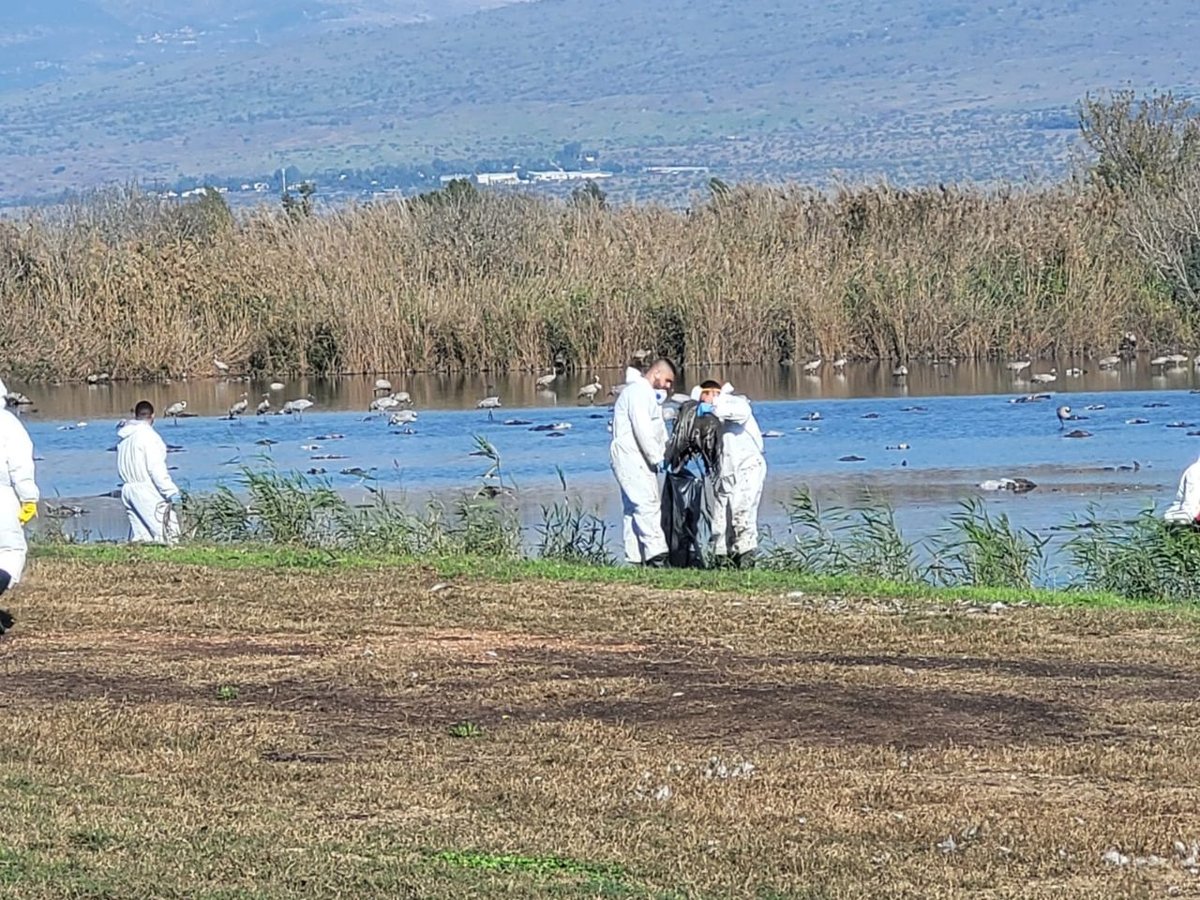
[[0, 0, 1197, 201]]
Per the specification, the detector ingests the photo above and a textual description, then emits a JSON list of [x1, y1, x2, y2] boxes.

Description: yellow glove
[[18, 502, 37, 526]]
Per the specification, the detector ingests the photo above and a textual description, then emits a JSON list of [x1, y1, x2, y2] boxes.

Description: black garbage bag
[[665, 400, 722, 477], [661, 467, 712, 569]]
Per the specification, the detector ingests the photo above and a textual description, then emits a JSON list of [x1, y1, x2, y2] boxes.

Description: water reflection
[[9, 358, 1200, 420]]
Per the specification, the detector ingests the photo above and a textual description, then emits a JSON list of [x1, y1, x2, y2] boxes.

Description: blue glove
[[697, 402, 714, 416]]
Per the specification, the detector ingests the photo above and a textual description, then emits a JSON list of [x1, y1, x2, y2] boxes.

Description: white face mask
[[653, 389, 668, 405]]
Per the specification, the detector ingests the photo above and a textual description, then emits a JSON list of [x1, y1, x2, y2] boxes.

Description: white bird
[[802, 358, 822, 374], [1031, 368, 1057, 384], [256, 396, 271, 415], [578, 379, 602, 402], [1064, 367, 1084, 377], [1167, 353, 1189, 367], [892, 364, 909, 377], [392, 390, 412, 406], [213, 357, 230, 375], [478, 395, 502, 420], [269, 381, 285, 392], [389, 409, 418, 427], [164, 400, 187, 423], [228, 393, 249, 417], [1098, 355, 1120, 369], [369, 395, 401, 412], [374, 378, 392, 394], [536, 371, 558, 390], [283, 397, 314, 417], [1150, 355, 1170, 368], [1057, 405, 1075, 427], [1005, 359, 1031, 374], [832, 357, 848, 370]]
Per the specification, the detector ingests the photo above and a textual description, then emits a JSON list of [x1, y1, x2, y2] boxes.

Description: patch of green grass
[[446, 722, 484, 739], [216, 684, 240, 702], [32, 541, 1155, 610]]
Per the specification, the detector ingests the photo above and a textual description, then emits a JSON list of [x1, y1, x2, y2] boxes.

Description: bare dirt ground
[[3, 559, 1200, 897]]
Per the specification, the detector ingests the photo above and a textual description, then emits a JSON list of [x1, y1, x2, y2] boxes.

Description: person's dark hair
[[652, 358, 678, 379], [700, 379, 721, 390], [134, 400, 155, 420]]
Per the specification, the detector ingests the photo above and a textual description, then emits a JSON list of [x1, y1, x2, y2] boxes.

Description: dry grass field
[[3, 557, 1200, 897]]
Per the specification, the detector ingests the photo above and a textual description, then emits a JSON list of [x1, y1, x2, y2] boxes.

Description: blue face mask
[[653, 389, 668, 405]]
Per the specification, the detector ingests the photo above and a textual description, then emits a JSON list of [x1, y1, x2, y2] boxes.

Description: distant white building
[[475, 172, 521, 186], [645, 166, 710, 174], [528, 170, 614, 183]]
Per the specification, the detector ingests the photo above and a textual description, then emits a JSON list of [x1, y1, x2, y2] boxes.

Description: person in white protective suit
[[610, 358, 677, 566], [0, 376, 39, 636], [1164, 452, 1200, 527], [117, 400, 181, 544], [694, 380, 766, 568]]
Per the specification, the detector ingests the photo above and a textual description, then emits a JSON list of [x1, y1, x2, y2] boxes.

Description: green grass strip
[[32, 541, 1177, 610]]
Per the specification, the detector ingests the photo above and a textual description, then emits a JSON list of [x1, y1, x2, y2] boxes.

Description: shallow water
[[12, 359, 1200, 565]]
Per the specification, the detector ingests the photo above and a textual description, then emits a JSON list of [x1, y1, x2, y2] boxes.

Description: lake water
[[12, 358, 1200, 573]]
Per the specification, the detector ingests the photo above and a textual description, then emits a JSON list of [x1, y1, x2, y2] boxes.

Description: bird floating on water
[[373, 378, 392, 395], [268, 381, 285, 392], [892, 364, 909, 378], [802, 358, 822, 374], [1030, 368, 1057, 384]]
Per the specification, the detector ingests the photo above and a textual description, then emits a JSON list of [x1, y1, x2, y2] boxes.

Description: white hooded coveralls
[[1164, 454, 1200, 524], [117, 420, 180, 543], [610, 368, 669, 563], [709, 386, 766, 556], [0, 405, 39, 584]]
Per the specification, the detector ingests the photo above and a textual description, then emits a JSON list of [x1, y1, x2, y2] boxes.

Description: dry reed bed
[[0, 181, 1187, 381], [1, 559, 1200, 896]]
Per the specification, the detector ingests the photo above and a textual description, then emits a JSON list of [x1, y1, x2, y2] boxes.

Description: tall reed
[[0, 173, 1189, 380]]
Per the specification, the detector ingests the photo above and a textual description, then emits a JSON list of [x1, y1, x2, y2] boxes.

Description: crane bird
[[536, 371, 558, 390], [477, 395, 502, 420], [373, 378, 392, 395], [578, 378, 603, 403], [164, 400, 187, 424], [832, 357, 848, 371], [1031, 368, 1057, 384], [213, 357, 230, 376], [283, 397, 315, 417], [389, 409, 418, 427], [392, 390, 412, 406], [1005, 359, 1031, 375], [228, 393, 249, 418], [255, 395, 271, 416], [802, 358, 822, 375], [369, 394, 401, 413]]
